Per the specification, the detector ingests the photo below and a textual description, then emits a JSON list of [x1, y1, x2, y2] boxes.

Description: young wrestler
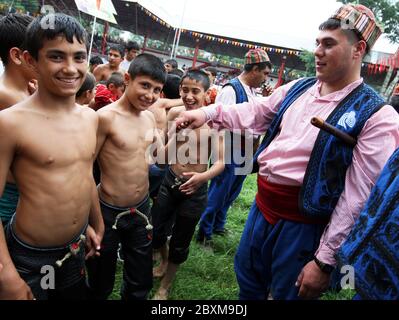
[[0, 13, 104, 300], [76, 72, 96, 106], [0, 13, 36, 226], [164, 59, 178, 73], [86, 53, 167, 300], [148, 74, 183, 200], [94, 72, 125, 110], [151, 70, 224, 300], [93, 44, 124, 82], [89, 55, 103, 73]]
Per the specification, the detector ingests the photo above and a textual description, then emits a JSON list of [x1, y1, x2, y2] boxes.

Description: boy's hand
[[175, 109, 207, 131], [179, 172, 205, 195], [85, 225, 102, 260], [0, 267, 34, 300]]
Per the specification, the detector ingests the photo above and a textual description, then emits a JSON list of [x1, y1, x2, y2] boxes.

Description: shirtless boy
[[93, 44, 124, 82], [86, 53, 167, 300], [151, 69, 225, 300], [0, 13, 104, 300], [0, 13, 36, 226]]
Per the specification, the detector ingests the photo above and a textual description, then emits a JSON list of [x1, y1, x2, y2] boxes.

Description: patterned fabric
[[244, 48, 270, 65], [254, 77, 385, 219], [300, 83, 384, 219], [337, 148, 399, 300], [331, 4, 382, 50]]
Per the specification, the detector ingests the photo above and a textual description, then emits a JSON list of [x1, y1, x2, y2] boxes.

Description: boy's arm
[[86, 112, 104, 259], [147, 112, 167, 165], [93, 65, 103, 82], [0, 115, 34, 299], [204, 131, 225, 180], [157, 98, 183, 110], [95, 110, 111, 159], [86, 180, 104, 259]]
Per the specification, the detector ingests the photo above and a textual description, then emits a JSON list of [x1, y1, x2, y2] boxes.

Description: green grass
[[110, 174, 353, 300]]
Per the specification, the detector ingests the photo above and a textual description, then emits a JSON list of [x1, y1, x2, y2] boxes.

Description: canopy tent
[[24, 0, 306, 71]]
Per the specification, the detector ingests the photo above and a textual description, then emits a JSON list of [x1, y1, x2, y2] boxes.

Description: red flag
[[96, 0, 101, 10]]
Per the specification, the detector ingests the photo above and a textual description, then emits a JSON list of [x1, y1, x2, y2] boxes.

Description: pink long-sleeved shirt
[[203, 78, 399, 266]]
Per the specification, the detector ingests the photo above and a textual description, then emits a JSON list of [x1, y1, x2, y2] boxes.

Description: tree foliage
[[299, 50, 316, 77], [339, 0, 399, 43]]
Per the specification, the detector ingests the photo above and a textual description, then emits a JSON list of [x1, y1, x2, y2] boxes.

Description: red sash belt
[[256, 175, 328, 225]]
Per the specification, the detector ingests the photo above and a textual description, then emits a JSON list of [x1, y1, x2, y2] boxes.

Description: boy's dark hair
[[125, 41, 140, 52], [244, 61, 272, 72], [128, 53, 167, 84], [162, 74, 181, 99], [25, 13, 88, 60], [169, 68, 184, 77], [319, 18, 366, 53], [0, 13, 34, 66], [165, 59, 178, 69], [106, 72, 124, 88], [108, 44, 124, 58], [180, 69, 210, 91], [90, 55, 103, 66], [76, 72, 96, 98], [205, 66, 218, 77]]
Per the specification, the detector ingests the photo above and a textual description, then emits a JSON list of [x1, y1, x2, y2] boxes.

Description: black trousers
[[86, 195, 152, 300], [152, 167, 207, 264], [5, 216, 87, 300]]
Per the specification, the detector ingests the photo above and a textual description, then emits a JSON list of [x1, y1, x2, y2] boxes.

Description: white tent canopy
[[135, 0, 397, 54]]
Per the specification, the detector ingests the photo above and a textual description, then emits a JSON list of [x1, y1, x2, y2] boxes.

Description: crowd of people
[[0, 3, 398, 301]]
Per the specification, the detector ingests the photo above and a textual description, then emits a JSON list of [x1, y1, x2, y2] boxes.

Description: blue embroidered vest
[[223, 78, 249, 163], [223, 78, 249, 104], [337, 148, 399, 300], [254, 77, 385, 219]]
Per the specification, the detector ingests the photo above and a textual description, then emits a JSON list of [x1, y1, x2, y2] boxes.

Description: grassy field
[[110, 173, 353, 300]]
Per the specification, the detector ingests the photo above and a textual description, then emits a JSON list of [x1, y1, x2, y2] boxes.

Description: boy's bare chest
[[176, 126, 210, 147], [109, 116, 153, 151], [18, 117, 96, 166]]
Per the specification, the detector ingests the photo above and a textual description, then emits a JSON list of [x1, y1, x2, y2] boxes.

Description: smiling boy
[[0, 13, 103, 300], [151, 69, 224, 300], [86, 53, 167, 300]]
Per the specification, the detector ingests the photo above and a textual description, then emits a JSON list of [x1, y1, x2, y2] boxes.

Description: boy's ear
[[9, 47, 23, 66], [108, 83, 115, 91], [22, 50, 37, 70], [124, 72, 131, 85]]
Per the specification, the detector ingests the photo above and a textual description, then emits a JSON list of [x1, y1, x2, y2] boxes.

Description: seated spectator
[[94, 72, 124, 110]]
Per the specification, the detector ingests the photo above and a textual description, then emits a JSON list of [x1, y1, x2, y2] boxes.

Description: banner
[[74, 0, 117, 24]]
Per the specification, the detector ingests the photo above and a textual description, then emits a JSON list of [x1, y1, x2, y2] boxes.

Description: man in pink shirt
[[176, 4, 399, 299]]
